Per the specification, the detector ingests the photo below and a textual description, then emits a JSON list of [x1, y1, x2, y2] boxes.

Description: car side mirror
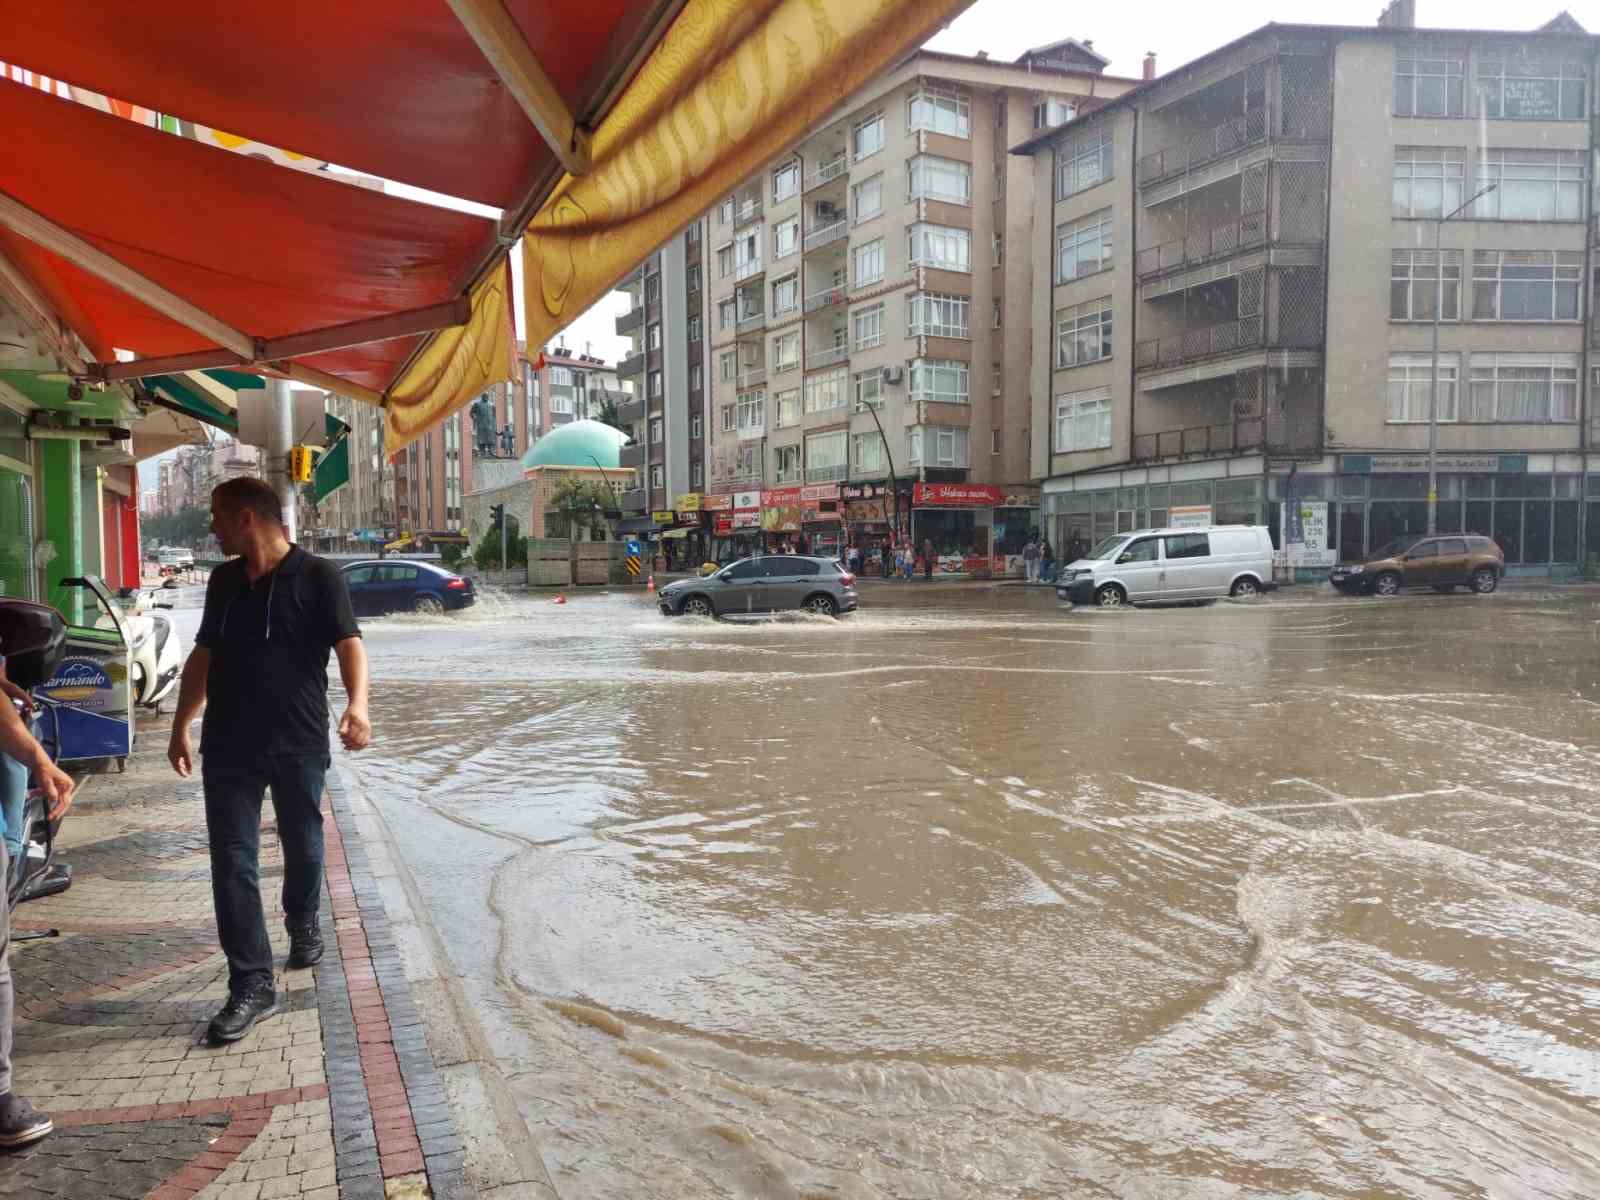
[[1116, 553, 1132, 564]]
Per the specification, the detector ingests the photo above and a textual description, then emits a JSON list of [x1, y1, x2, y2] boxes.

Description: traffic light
[[288, 445, 315, 483], [489, 503, 505, 530]]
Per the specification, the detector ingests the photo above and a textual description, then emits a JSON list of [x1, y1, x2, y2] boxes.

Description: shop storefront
[[841, 482, 899, 572], [910, 482, 1003, 576]]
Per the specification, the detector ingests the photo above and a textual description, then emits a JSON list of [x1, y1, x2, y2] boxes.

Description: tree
[[143, 505, 211, 549], [473, 514, 527, 570], [544, 476, 614, 541], [592, 392, 626, 433]]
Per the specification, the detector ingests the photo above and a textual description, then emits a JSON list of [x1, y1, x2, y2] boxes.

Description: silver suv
[[658, 555, 858, 619]]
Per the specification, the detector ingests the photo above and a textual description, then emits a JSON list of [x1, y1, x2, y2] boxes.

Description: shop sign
[[999, 486, 1041, 508], [674, 492, 702, 511], [913, 482, 1005, 507], [760, 486, 803, 531], [844, 498, 891, 524], [1169, 504, 1212, 528], [732, 511, 760, 529], [676, 511, 704, 524], [761, 486, 802, 508], [840, 483, 891, 500], [651, 510, 676, 524], [1281, 500, 1337, 568], [801, 483, 840, 502], [1341, 453, 1524, 475], [734, 489, 763, 511], [713, 514, 733, 534], [701, 493, 733, 511]]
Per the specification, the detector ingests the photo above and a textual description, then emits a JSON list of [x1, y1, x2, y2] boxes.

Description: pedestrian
[[1023, 537, 1039, 583], [882, 541, 895, 578], [923, 537, 936, 581], [168, 478, 371, 1046], [0, 664, 74, 1148], [1040, 540, 1056, 583]]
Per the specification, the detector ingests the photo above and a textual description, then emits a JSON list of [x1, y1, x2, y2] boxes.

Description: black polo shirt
[[195, 545, 361, 758]]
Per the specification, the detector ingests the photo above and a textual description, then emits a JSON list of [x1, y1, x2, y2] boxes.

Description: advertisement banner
[[37, 633, 133, 761], [651, 510, 676, 524], [1283, 500, 1338, 568], [1169, 505, 1213, 529], [800, 483, 840, 502], [701, 494, 733, 512], [732, 511, 760, 529], [673, 492, 702, 512], [913, 482, 1005, 507], [714, 515, 733, 534], [734, 490, 762, 511]]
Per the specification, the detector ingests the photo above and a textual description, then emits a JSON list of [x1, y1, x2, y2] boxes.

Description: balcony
[[617, 351, 645, 377], [806, 345, 849, 370], [775, 469, 801, 484], [1131, 422, 1264, 463], [805, 464, 849, 483], [620, 487, 648, 512], [1137, 108, 1268, 187], [619, 443, 645, 468], [737, 367, 767, 389], [614, 307, 643, 336], [1135, 314, 1264, 371], [736, 309, 766, 335], [735, 257, 765, 283], [1137, 211, 1268, 279], [804, 285, 848, 314], [804, 219, 848, 253], [616, 396, 645, 424], [733, 198, 763, 227], [805, 155, 847, 191]]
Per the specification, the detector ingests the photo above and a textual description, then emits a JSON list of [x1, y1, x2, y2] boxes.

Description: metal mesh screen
[[1273, 267, 1325, 346], [1278, 55, 1332, 138], [1275, 162, 1328, 242], [1241, 163, 1268, 213], [1239, 267, 1265, 318], [1265, 367, 1324, 453]]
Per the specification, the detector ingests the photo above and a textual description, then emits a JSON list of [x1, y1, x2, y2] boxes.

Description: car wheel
[[1373, 572, 1401, 597], [1470, 567, 1498, 594], [682, 595, 715, 618], [413, 594, 444, 615], [1095, 584, 1127, 609], [802, 593, 838, 618], [1230, 577, 1260, 599]]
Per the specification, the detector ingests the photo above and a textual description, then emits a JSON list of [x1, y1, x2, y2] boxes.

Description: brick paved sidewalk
[[0, 715, 472, 1200]]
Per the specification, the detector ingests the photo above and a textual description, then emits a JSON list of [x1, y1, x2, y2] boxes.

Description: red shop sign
[[762, 486, 803, 508], [913, 482, 1006, 507], [800, 483, 839, 502], [713, 514, 734, 534]]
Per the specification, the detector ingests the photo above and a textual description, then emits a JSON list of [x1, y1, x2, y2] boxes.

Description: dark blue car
[[340, 560, 476, 616]]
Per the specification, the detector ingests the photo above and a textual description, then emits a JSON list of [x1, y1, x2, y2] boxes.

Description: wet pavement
[[336, 583, 1600, 1198]]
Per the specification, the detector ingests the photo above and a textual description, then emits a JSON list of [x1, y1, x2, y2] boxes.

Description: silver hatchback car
[[658, 555, 858, 619]]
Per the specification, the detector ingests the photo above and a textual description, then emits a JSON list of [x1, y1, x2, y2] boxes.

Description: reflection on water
[[345, 586, 1600, 1198]]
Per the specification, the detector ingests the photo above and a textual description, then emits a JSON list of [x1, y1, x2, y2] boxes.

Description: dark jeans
[[202, 752, 329, 994]]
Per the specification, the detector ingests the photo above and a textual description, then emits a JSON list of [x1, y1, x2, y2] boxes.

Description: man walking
[[1022, 537, 1039, 583], [169, 478, 370, 1045], [0, 674, 74, 1147], [922, 537, 936, 581]]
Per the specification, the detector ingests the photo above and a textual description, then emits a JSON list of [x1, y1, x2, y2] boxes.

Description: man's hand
[[36, 759, 75, 821], [1, 679, 34, 715], [169, 727, 194, 778], [338, 704, 371, 752]]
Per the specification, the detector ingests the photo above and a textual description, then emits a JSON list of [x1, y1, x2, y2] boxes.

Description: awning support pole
[[445, 0, 593, 177]]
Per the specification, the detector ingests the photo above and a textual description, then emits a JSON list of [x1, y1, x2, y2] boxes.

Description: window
[[650, 464, 664, 488], [1476, 58, 1586, 120], [805, 430, 849, 481], [775, 444, 801, 481], [691, 460, 703, 487], [773, 331, 799, 371], [853, 303, 885, 350], [548, 366, 572, 386], [1387, 354, 1458, 422], [773, 160, 800, 202], [776, 388, 800, 427], [648, 322, 661, 350], [735, 227, 761, 270], [736, 389, 765, 435], [907, 293, 969, 339], [717, 198, 733, 225], [1394, 50, 1464, 117], [691, 413, 703, 438], [908, 87, 970, 137], [852, 174, 883, 223], [1476, 149, 1586, 221], [720, 404, 735, 432], [907, 155, 971, 204], [690, 363, 703, 391], [644, 275, 659, 304], [1471, 251, 1582, 320], [851, 238, 884, 287], [908, 425, 968, 468], [991, 428, 1001, 454], [853, 433, 886, 473], [1055, 297, 1112, 367], [1390, 250, 1462, 321], [650, 416, 664, 443], [772, 274, 799, 315], [718, 299, 736, 330], [688, 314, 702, 341], [1053, 387, 1112, 452], [908, 223, 970, 271], [853, 111, 885, 160], [773, 217, 799, 259], [1467, 353, 1579, 422], [909, 358, 968, 405], [1163, 533, 1210, 560], [720, 350, 738, 381], [1392, 147, 1464, 218], [649, 371, 663, 398], [804, 366, 849, 413], [1055, 125, 1113, 198], [854, 369, 882, 410], [736, 285, 762, 322], [550, 387, 573, 415], [992, 299, 1002, 329], [717, 245, 733, 277], [686, 220, 701, 245], [1056, 209, 1113, 282], [1033, 95, 1077, 131]]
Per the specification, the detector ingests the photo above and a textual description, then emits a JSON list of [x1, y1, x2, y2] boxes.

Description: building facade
[[692, 41, 1141, 570], [1022, 13, 1600, 574]]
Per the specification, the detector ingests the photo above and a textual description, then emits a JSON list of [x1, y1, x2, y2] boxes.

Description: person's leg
[[0, 752, 26, 868], [0, 839, 50, 1147], [268, 754, 329, 968], [202, 757, 273, 995]]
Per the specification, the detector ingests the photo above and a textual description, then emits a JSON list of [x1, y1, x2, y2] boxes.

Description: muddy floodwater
[[339, 585, 1600, 1198]]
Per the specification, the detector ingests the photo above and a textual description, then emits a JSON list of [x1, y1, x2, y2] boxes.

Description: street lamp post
[[1427, 182, 1495, 535], [861, 400, 901, 542]]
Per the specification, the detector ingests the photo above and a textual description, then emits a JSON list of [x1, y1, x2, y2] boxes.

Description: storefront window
[[915, 509, 980, 557], [1493, 502, 1522, 562], [1369, 499, 1429, 549], [1170, 482, 1212, 508]]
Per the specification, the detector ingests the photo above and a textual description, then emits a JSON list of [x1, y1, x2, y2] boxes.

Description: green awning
[[147, 373, 239, 433], [312, 412, 353, 502]]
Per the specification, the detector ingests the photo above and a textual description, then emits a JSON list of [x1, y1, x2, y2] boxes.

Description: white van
[[1056, 526, 1276, 608]]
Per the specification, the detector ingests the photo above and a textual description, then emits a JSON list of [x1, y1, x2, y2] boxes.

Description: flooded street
[[336, 585, 1600, 1198]]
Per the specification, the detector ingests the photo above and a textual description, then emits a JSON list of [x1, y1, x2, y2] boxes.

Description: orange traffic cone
[[553, 594, 567, 604], [645, 574, 655, 593]]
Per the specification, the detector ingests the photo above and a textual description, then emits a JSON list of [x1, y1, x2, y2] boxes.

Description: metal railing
[[1136, 210, 1269, 278], [805, 464, 849, 483], [735, 257, 764, 282], [775, 469, 801, 484], [806, 155, 847, 191], [806, 345, 849, 370], [737, 367, 767, 388], [616, 396, 646, 424], [619, 443, 645, 468], [804, 285, 848, 314], [617, 351, 645, 377], [1136, 107, 1269, 186], [736, 310, 766, 335], [1135, 314, 1264, 370], [733, 198, 763, 226], [804, 219, 848, 253], [614, 307, 643, 335], [1130, 420, 1265, 462]]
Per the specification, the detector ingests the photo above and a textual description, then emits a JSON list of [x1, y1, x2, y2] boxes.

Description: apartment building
[[307, 390, 391, 550], [391, 405, 472, 547], [539, 347, 623, 430], [613, 237, 710, 533], [1021, 9, 1599, 574], [697, 40, 1140, 567]]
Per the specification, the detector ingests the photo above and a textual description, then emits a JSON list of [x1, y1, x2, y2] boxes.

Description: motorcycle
[[115, 586, 183, 713]]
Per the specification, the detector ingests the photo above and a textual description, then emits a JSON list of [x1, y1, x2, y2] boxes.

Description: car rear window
[[764, 557, 820, 576], [1469, 537, 1498, 553], [344, 567, 375, 585], [1437, 538, 1467, 555]]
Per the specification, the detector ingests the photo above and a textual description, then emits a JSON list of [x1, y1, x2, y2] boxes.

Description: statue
[[470, 395, 496, 455], [500, 423, 515, 456]]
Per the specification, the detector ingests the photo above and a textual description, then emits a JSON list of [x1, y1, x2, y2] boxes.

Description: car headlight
[[1348, 565, 1363, 573]]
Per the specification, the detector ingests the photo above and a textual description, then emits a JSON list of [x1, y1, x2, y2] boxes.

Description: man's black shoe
[[0, 1092, 52, 1148], [286, 917, 323, 970], [206, 985, 277, 1044]]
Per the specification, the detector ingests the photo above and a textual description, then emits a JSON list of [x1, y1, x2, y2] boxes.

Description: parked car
[[155, 547, 194, 570], [1328, 534, 1502, 596], [340, 560, 476, 615], [658, 555, 857, 618], [1057, 526, 1276, 608]]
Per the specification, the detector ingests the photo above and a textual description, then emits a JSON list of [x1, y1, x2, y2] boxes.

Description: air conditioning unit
[[881, 366, 904, 385]]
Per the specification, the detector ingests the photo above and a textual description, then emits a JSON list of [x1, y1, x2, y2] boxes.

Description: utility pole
[[863, 401, 901, 540], [267, 376, 299, 542], [1427, 183, 1495, 535]]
